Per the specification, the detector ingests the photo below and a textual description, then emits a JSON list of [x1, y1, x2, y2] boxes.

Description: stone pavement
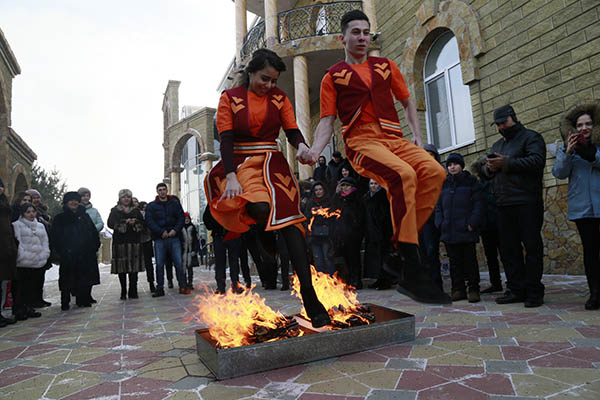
[[1, 265, 599, 400]]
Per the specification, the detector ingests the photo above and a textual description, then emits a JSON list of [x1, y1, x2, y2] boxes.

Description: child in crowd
[[435, 153, 485, 302]]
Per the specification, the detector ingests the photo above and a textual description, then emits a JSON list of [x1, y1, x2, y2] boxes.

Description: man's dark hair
[[341, 10, 370, 35], [156, 182, 168, 190]]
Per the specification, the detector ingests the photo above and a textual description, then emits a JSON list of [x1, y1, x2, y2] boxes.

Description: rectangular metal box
[[195, 304, 415, 380]]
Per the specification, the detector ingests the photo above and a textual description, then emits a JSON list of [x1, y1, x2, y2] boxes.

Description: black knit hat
[[62, 191, 82, 204], [446, 153, 465, 169]]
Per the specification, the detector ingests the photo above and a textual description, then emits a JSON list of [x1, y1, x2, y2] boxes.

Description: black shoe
[[264, 283, 277, 290], [152, 288, 165, 297], [481, 285, 503, 294], [495, 291, 525, 304], [0, 320, 6, 328], [61, 304, 70, 311], [128, 287, 138, 299], [36, 300, 52, 308], [27, 309, 42, 318], [384, 244, 452, 305], [77, 303, 92, 308], [167, 280, 174, 289], [524, 298, 544, 308], [585, 292, 600, 310], [149, 282, 156, 293], [89, 298, 97, 304], [215, 288, 225, 295], [231, 284, 244, 294], [245, 281, 252, 288], [120, 289, 127, 300], [311, 313, 331, 328], [0, 315, 16, 325], [280, 285, 290, 291], [376, 282, 392, 290]]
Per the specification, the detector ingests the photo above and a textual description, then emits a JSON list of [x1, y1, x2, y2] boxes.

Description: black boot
[[384, 243, 452, 304], [152, 287, 165, 297], [128, 273, 138, 299], [119, 273, 127, 300], [585, 290, 600, 310], [61, 290, 70, 311], [149, 282, 156, 293]]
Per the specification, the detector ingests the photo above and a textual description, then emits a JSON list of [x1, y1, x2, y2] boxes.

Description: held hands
[[168, 229, 177, 238], [486, 152, 505, 172], [412, 134, 423, 147], [161, 231, 169, 239], [220, 172, 243, 201], [296, 143, 317, 165]]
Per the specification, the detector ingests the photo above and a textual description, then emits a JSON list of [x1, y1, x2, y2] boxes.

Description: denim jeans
[[154, 237, 186, 289], [311, 238, 335, 275]]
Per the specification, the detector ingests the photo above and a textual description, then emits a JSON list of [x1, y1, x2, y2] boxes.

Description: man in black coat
[[145, 183, 187, 297], [312, 156, 328, 183], [484, 105, 547, 307], [325, 151, 344, 193]]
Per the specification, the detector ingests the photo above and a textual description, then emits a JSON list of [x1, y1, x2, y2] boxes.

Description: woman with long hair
[[205, 48, 330, 328], [107, 189, 145, 300], [552, 103, 600, 310]]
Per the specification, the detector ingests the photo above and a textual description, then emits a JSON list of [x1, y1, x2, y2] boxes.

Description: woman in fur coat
[[180, 212, 199, 289], [51, 191, 100, 310], [107, 189, 145, 300], [12, 202, 50, 320], [552, 102, 600, 310]]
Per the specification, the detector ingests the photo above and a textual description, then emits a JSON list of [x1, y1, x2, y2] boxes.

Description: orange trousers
[[344, 123, 446, 245]]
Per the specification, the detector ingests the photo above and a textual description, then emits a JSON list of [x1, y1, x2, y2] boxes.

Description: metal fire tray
[[195, 303, 414, 380]]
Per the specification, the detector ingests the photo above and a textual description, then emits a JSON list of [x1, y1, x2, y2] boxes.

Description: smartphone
[[487, 153, 498, 158]]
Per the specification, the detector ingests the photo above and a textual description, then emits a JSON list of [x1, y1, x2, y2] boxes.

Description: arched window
[[424, 31, 475, 152]]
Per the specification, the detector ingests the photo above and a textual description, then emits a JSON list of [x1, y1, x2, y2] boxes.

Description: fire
[[308, 207, 341, 232], [187, 286, 300, 348], [291, 266, 374, 328]]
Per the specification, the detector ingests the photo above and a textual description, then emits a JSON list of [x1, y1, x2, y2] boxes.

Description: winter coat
[[313, 163, 328, 183], [552, 102, 600, 220], [435, 171, 485, 244], [332, 188, 365, 247], [84, 203, 104, 232], [145, 196, 185, 240], [326, 159, 345, 192], [471, 156, 498, 231], [304, 193, 335, 241], [51, 205, 100, 291], [12, 217, 50, 269], [483, 122, 546, 206], [181, 223, 200, 269], [108, 205, 145, 274], [363, 188, 392, 244], [0, 194, 18, 280]]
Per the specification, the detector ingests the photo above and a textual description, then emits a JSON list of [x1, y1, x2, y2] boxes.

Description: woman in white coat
[[12, 202, 50, 320]]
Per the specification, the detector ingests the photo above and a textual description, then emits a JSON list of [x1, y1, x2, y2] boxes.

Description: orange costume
[[321, 56, 446, 245], [205, 86, 306, 233]]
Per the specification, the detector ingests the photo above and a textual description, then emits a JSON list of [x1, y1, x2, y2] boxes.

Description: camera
[[574, 130, 589, 145], [486, 153, 498, 159]]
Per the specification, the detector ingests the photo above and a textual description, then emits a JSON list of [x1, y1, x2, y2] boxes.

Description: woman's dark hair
[[311, 181, 328, 197], [20, 202, 35, 217], [569, 111, 594, 126], [236, 48, 286, 88], [11, 191, 30, 208]]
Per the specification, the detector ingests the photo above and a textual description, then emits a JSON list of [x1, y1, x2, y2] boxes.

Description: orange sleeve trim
[[216, 92, 234, 133], [319, 73, 338, 118], [390, 60, 410, 101]]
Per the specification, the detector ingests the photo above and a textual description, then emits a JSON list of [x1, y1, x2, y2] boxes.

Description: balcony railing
[[278, 1, 362, 43], [240, 20, 266, 60]]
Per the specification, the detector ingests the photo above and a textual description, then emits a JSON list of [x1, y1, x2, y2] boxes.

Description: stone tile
[[140, 357, 183, 371], [198, 385, 258, 400], [385, 358, 425, 370], [161, 349, 193, 358], [100, 369, 139, 382], [41, 363, 80, 375], [353, 370, 402, 389], [425, 365, 484, 380], [45, 370, 101, 399], [462, 345, 503, 360], [480, 337, 518, 346], [185, 362, 213, 377], [418, 382, 490, 400], [552, 321, 587, 327], [307, 376, 370, 396], [534, 367, 600, 385], [373, 345, 412, 358], [337, 351, 388, 363], [167, 376, 212, 390], [0, 373, 54, 399], [254, 382, 308, 399], [529, 353, 595, 368], [262, 364, 307, 382], [485, 360, 532, 374], [165, 392, 202, 400], [550, 387, 600, 400], [396, 370, 447, 391], [569, 338, 600, 347], [218, 371, 270, 388], [428, 352, 483, 366], [512, 374, 571, 398], [332, 361, 386, 375], [62, 382, 119, 400], [366, 389, 416, 400], [477, 322, 509, 328], [409, 345, 451, 359], [462, 373, 515, 395]]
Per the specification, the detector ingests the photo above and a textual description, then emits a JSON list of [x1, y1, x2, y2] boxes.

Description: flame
[[291, 266, 372, 328], [187, 286, 295, 348], [308, 207, 341, 232]]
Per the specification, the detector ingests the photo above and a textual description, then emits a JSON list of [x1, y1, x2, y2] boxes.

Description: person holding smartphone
[[552, 103, 600, 310]]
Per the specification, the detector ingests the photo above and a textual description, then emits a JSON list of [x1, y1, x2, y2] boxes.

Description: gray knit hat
[[118, 189, 133, 199]]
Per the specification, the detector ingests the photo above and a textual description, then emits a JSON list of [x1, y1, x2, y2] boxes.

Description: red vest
[[327, 56, 403, 137], [224, 86, 286, 141]]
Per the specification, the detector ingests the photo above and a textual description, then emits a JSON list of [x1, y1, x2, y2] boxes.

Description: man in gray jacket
[[484, 105, 546, 307]]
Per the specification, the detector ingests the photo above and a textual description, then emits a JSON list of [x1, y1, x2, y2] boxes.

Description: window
[[424, 31, 475, 152]]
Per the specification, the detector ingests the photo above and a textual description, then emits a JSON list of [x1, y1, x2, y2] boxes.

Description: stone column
[[235, 0, 247, 63], [264, 0, 278, 48], [293, 55, 312, 180], [170, 168, 182, 198], [363, 0, 380, 57]]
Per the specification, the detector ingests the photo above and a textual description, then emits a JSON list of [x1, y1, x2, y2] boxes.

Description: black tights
[[575, 218, 600, 293], [246, 202, 327, 319]]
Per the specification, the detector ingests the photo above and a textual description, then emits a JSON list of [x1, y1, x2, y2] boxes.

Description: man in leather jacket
[[484, 105, 547, 307]]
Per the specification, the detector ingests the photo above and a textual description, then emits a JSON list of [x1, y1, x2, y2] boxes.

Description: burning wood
[[187, 286, 303, 349], [292, 266, 376, 328]]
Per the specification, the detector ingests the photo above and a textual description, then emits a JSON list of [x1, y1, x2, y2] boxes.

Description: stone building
[[161, 80, 220, 230], [217, 0, 599, 274], [0, 28, 36, 197]]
